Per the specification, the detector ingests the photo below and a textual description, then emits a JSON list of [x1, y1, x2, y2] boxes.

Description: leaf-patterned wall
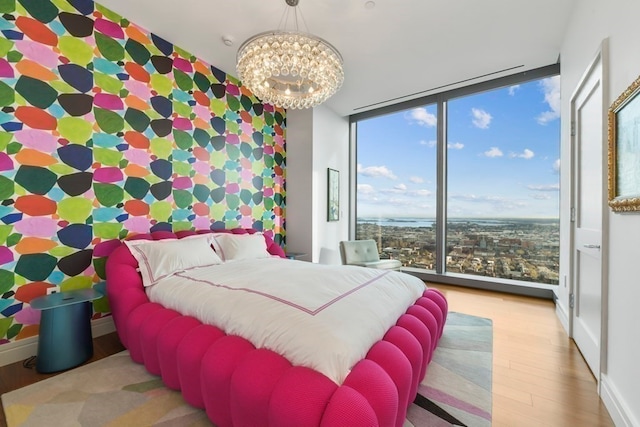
[[0, 0, 286, 345]]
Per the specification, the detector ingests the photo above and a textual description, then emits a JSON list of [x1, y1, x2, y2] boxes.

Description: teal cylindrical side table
[[30, 288, 101, 373]]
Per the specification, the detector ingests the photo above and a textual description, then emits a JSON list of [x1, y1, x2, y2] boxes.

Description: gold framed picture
[[608, 74, 640, 212]]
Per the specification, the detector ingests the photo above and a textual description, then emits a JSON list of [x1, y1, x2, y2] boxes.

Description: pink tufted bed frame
[[105, 228, 448, 427]]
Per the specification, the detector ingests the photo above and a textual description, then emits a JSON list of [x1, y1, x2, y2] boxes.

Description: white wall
[[284, 108, 314, 261], [286, 105, 350, 264], [312, 106, 350, 264], [561, 1, 640, 425]]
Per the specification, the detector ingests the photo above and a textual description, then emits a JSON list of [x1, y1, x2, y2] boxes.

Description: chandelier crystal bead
[[236, 2, 344, 109]]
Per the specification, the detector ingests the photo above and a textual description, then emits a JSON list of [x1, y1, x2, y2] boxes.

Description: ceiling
[[96, 0, 576, 117]]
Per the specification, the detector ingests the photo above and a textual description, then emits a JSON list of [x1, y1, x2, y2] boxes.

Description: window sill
[[401, 267, 556, 300]]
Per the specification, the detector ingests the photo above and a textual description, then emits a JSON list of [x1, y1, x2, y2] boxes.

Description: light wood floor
[[428, 283, 614, 427], [0, 284, 614, 427]]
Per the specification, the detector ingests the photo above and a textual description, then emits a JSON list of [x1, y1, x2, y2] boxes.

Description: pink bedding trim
[[173, 269, 392, 316], [136, 252, 223, 286], [315, 270, 392, 314], [132, 246, 158, 283]]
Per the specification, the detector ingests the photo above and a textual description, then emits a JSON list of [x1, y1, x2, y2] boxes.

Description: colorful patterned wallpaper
[[0, 0, 286, 345]]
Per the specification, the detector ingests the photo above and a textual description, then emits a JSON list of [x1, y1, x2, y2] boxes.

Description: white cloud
[[527, 184, 560, 191], [537, 111, 558, 124], [378, 184, 432, 198], [409, 176, 424, 184], [357, 163, 397, 180], [484, 147, 503, 157], [380, 188, 406, 194], [409, 189, 432, 197], [386, 198, 426, 207], [510, 148, 535, 159], [451, 194, 480, 202], [530, 193, 552, 200], [357, 184, 376, 194], [449, 193, 528, 210], [420, 139, 437, 147], [537, 76, 561, 125], [472, 108, 492, 129], [552, 158, 560, 174], [508, 85, 520, 96], [521, 149, 535, 159], [407, 107, 437, 127], [380, 183, 407, 194], [358, 195, 433, 215], [420, 140, 464, 150]]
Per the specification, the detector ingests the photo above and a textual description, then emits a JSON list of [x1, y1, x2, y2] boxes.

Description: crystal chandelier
[[236, 0, 344, 109]]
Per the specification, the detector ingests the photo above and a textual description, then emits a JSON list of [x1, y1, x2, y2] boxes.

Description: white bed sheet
[[146, 257, 426, 384]]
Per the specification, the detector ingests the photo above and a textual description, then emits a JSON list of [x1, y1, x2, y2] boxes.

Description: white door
[[570, 47, 606, 380]]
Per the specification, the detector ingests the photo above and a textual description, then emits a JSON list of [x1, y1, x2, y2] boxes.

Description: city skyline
[[356, 220, 560, 285], [356, 76, 561, 219]]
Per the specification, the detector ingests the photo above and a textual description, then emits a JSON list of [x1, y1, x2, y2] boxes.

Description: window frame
[[349, 64, 560, 298]]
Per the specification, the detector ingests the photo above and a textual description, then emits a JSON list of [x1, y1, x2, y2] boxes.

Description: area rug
[[405, 312, 493, 427], [2, 312, 492, 427]]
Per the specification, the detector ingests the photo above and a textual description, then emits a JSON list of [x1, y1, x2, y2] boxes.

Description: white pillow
[[125, 234, 222, 286], [213, 233, 271, 261]]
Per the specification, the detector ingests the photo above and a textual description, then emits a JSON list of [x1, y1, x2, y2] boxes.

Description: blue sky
[[356, 76, 561, 219]]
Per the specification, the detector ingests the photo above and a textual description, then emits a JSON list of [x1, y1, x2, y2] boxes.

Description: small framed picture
[[327, 168, 339, 221]]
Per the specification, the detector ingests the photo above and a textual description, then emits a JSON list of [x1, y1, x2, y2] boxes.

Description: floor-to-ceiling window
[[352, 65, 560, 290], [355, 103, 438, 269]]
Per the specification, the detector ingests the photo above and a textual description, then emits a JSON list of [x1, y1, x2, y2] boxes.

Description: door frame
[[568, 38, 610, 389]]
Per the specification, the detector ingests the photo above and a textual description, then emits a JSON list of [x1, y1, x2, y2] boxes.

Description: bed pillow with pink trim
[[125, 234, 222, 286], [213, 233, 272, 261]]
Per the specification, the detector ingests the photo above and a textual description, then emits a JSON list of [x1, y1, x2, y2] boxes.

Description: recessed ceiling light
[[222, 36, 233, 47], [365, 1, 376, 9]]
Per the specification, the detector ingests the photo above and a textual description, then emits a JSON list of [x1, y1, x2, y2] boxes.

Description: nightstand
[[30, 288, 102, 373]]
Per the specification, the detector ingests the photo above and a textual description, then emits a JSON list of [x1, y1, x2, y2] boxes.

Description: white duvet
[[146, 257, 426, 384]]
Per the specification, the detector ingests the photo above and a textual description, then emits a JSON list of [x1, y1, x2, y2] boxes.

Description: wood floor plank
[[493, 381, 533, 406]]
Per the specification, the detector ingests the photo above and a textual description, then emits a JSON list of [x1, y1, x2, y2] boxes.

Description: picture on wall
[[328, 168, 340, 221], [608, 73, 640, 212]]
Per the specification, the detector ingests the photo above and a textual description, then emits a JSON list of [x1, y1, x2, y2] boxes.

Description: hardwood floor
[[428, 283, 614, 427], [0, 284, 614, 426]]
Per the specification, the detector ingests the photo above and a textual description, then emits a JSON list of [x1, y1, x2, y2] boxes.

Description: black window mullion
[[435, 96, 447, 274]]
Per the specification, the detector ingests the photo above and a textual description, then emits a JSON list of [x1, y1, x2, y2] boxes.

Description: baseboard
[[90, 316, 116, 338], [0, 317, 115, 368], [405, 268, 555, 299], [555, 300, 570, 335], [600, 374, 639, 427]]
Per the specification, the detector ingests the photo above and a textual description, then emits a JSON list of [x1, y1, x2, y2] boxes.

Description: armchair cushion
[[339, 240, 401, 270], [360, 259, 403, 270]]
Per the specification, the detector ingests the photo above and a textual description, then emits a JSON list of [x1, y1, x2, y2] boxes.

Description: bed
[[105, 228, 448, 427]]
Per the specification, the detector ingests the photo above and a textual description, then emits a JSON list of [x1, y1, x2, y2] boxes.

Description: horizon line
[[356, 216, 559, 220]]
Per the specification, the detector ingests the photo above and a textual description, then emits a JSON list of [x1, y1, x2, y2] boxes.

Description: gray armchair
[[339, 240, 402, 270]]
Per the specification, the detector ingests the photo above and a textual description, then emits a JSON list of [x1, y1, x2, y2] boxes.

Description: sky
[[356, 76, 561, 219]]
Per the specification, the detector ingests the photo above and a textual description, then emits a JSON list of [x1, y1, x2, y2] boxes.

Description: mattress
[[146, 257, 426, 384]]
